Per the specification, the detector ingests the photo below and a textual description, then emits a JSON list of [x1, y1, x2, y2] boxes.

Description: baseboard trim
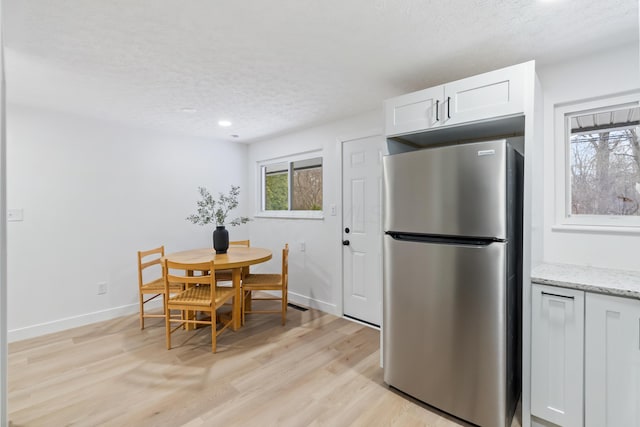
[[287, 291, 338, 316], [8, 299, 162, 343], [9, 291, 338, 343]]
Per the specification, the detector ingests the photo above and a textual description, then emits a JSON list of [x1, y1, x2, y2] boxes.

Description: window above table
[[256, 151, 324, 219]]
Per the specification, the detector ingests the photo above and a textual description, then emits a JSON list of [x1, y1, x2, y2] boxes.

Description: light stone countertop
[[531, 263, 640, 300]]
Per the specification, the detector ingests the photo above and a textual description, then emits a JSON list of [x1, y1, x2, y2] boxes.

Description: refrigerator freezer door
[[383, 236, 508, 427], [383, 139, 508, 239]]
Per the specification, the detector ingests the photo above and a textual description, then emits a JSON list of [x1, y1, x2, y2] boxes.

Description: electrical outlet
[[299, 241, 306, 252], [97, 282, 108, 295], [7, 209, 24, 222]]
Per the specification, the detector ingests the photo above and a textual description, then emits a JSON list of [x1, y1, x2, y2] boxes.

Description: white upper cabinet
[[385, 85, 444, 136], [385, 62, 527, 137], [531, 284, 584, 427], [585, 293, 640, 427], [443, 64, 525, 127]]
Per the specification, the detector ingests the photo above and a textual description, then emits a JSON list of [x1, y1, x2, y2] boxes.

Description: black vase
[[213, 225, 229, 254]]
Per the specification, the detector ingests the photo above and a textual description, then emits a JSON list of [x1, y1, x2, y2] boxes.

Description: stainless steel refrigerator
[[382, 138, 523, 427]]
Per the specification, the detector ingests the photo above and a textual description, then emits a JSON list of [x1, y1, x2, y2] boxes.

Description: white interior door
[[342, 133, 385, 326]]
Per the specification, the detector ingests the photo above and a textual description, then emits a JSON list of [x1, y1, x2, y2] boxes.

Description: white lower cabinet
[[531, 284, 584, 427], [531, 286, 640, 427], [585, 293, 640, 427]]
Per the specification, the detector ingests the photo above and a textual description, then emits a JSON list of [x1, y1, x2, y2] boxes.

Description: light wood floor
[[8, 301, 521, 427]]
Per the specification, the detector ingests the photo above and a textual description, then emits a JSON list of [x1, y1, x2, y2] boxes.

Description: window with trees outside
[[260, 155, 323, 218], [560, 95, 640, 228]]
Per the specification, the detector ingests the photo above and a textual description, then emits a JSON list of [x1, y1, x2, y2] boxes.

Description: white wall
[[7, 104, 249, 341], [8, 42, 637, 345], [247, 109, 383, 315], [538, 42, 640, 270], [0, 4, 8, 423]]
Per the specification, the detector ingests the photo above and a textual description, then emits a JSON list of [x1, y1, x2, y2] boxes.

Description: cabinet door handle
[[541, 291, 574, 300], [447, 96, 451, 119], [435, 100, 439, 122]]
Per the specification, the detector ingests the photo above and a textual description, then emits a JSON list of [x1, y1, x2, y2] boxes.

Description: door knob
[[342, 240, 350, 246]]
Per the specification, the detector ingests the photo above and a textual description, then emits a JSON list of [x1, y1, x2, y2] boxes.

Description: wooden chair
[[242, 244, 289, 325], [215, 240, 251, 283], [137, 246, 183, 330], [164, 259, 235, 353]]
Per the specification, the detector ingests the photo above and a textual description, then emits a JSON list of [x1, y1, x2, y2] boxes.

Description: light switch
[[8, 209, 23, 222], [330, 205, 337, 216], [299, 241, 306, 252]]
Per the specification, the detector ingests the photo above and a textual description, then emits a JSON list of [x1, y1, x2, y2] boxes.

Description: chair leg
[[139, 294, 145, 330], [165, 306, 172, 350], [245, 290, 252, 312], [282, 293, 286, 326], [241, 291, 245, 325], [211, 313, 217, 353]]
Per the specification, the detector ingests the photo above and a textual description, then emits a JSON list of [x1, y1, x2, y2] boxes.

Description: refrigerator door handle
[[385, 231, 502, 246]]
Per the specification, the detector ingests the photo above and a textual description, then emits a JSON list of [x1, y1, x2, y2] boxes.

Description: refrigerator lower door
[[383, 236, 511, 427]]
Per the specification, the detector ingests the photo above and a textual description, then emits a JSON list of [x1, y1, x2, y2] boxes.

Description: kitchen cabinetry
[[384, 85, 443, 136], [384, 62, 526, 136], [585, 293, 640, 427], [531, 284, 584, 427], [384, 60, 541, 427], [530, 265, 640, 427], [444, 64, 525, 127]]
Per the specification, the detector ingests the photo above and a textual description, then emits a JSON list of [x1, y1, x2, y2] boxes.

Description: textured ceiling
[[4, 0, 639, 143]]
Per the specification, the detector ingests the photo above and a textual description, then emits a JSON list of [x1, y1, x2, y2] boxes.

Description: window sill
[[254, 211, 325, 220], [552, 223, 640, 235]]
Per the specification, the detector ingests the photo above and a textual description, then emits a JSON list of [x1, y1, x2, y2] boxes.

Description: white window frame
[[256, 150, 324, 220], [553, 91, 640, 233]]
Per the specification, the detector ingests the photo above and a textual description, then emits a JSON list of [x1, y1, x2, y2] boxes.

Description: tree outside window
[[292, 158, 322, 210], [262, 156, 323, 212], [264, 162, 288, 210], [569, 106, 640, 217]]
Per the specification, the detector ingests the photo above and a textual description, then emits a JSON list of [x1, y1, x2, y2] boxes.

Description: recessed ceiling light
[[218, 120, 232, 127], [180, 107, 197, 113]]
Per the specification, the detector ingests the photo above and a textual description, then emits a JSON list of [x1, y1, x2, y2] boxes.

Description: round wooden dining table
[[164, 247, 272, 330]]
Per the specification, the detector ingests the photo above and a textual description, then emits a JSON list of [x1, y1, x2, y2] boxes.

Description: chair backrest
[[164, 259, 216, 299], [137, 246, 164, 290], [282, 244, 289, 288], [230, 240, 251, 277]]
